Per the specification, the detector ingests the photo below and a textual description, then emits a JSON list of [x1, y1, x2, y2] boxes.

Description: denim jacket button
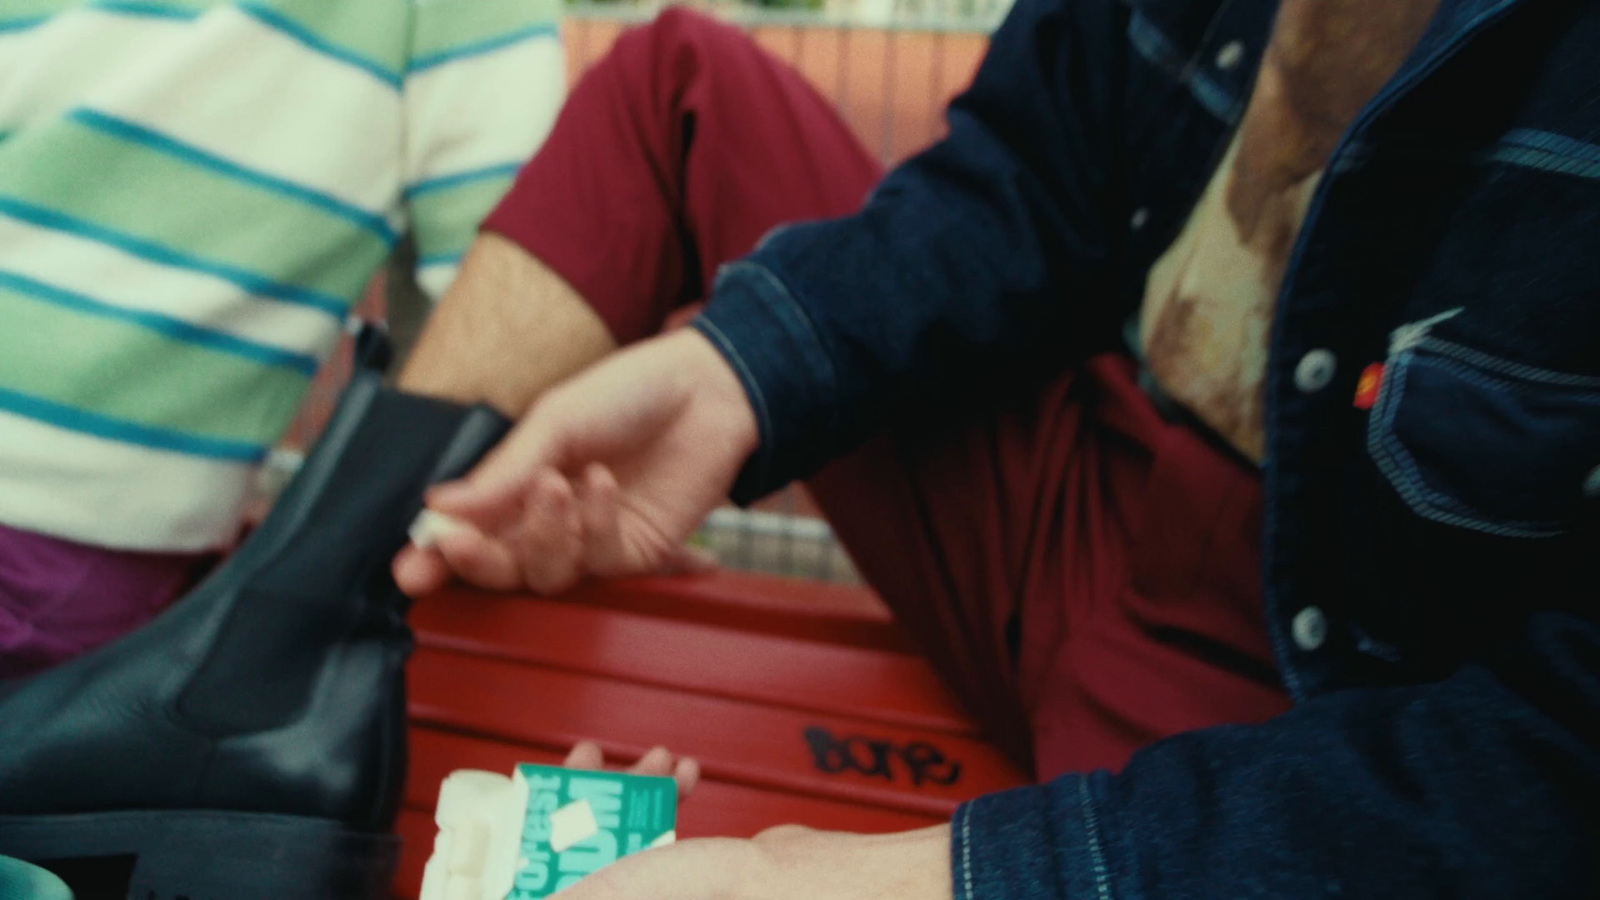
[[1584, 464, 1600, 499], [1295, 349, 1338, 393], [1215, 40, 1246, 71], [1292, 606, 1329, 652]]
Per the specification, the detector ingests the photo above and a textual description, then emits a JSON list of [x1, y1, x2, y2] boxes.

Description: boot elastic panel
[[0, 369, 510, 898]]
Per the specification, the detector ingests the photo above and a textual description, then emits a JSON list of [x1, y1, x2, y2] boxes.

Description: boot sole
[[0, 810, 398, 899]]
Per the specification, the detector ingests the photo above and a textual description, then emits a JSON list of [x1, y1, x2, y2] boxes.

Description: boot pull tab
[[347, 316, 395, 373]]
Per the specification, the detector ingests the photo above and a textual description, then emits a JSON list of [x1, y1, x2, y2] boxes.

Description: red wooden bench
[[397, 572, 1028, 898]]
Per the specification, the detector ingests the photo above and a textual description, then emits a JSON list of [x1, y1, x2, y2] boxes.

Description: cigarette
[[409, 509, 473, 549]]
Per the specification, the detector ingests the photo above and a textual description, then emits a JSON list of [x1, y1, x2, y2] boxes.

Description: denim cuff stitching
[[959, 804, 976, 900], [1077, 777, 1115, 900], [690, 316, 774, 490], [721, 259, 841, 416]]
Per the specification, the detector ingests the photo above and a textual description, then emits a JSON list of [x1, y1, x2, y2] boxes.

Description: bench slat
[[434, 572, 910, 652], [413, 591, 975, 735], [408, 647, 1027, 818]]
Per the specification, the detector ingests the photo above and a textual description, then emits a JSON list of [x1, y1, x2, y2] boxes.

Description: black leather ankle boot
[[0, 366, 510, 899]]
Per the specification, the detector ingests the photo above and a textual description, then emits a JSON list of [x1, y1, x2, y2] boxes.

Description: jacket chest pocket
[[1367, 334, 1600, 538]]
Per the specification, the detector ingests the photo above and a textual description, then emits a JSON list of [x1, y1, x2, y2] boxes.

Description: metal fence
[[564, 0, 999, 168]]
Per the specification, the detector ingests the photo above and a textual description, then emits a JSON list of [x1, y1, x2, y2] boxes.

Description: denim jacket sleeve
[[954, 607, 1600, 899], [691, 0, 1127, 502]]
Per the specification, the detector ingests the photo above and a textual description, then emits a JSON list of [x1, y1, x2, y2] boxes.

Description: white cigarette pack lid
[[419, 770, 531, 900]]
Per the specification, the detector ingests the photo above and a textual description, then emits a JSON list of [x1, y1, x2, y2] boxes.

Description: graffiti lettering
[[803, 726, 961, 786]]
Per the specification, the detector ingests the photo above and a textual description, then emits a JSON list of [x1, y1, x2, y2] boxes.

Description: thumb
[[425, 476, 523, 533], [427, 406, 569, 528]]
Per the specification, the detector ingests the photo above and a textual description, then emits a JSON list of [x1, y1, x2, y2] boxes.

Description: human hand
[[392, 328, 760, 596], [552, 822, 954, 900], [563, 741, 700, 801]]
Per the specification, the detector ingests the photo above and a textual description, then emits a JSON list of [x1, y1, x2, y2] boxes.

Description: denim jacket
[[695, 0, 1600, 893]]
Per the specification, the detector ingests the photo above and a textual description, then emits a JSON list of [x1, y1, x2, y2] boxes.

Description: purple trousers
[[0, 523, 215, 679]]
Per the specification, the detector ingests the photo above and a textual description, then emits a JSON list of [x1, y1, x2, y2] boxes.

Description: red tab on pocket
[[1353, 363, 1385, 410]]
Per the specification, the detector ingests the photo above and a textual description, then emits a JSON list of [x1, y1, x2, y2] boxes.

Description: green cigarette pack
[[508, 763, 678, 899], [420, 764, 678, 900]]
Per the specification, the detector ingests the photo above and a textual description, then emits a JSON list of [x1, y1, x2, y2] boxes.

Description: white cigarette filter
[[408, 509, 473, 550], [547, 798, 602, 854]]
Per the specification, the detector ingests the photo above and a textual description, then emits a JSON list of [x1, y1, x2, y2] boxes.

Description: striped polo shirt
[[0, 0, 565, 551]]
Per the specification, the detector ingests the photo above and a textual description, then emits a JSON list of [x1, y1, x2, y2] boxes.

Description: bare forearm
[[553, 822, 955, 900], [398, 233, 617, 416]]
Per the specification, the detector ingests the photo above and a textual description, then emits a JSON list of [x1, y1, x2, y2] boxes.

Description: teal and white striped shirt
[[0, 0, 565, 551]]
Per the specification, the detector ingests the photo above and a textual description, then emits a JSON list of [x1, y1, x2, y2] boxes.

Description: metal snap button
[[1292, 606, 1328, 652], [1216, 40, 1246, 71], [1294, 349, 1338, 394]]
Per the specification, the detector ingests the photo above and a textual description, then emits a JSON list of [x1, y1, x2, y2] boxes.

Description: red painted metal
[[407, 646, 1025, 817], [398, 575, 1028, 899], [394, 808, 445, 900], [500, 572, 912, 652], [412, 590, 975, 734]]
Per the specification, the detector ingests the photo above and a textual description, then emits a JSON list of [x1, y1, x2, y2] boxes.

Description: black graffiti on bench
[[803, 726, 962, 787]]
